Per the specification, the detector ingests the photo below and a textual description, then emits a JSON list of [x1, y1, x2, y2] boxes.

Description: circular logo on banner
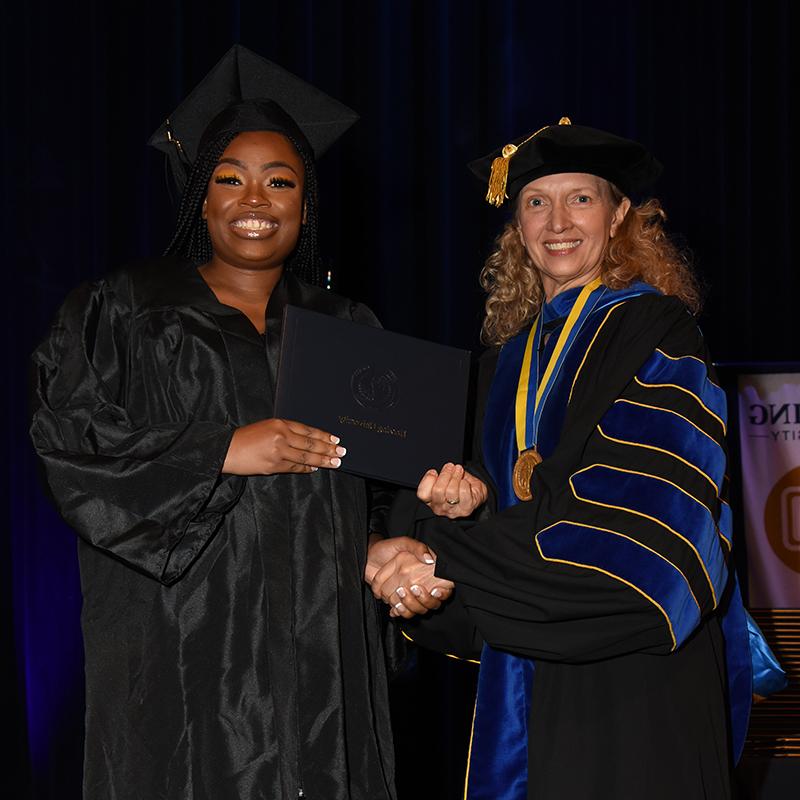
[[763, 466, 800, 574], [350, 365, 399, 410]]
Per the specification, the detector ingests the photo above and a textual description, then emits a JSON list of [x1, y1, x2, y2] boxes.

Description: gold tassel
[[485, 143, 518, 207], [165, 118, 186, 158], [484, 120, 571, 207]]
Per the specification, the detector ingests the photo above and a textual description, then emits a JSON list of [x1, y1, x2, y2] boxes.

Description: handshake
[[364, 463, 488, 619]]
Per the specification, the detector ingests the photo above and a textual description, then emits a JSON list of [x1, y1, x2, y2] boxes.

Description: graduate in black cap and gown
[[366, 119, 784, 799], [30, 45, 438, 800]]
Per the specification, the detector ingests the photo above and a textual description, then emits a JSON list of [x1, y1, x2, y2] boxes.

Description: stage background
[[3, 1, 797, 797]]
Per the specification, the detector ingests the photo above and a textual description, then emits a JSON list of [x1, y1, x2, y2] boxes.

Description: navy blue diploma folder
[[274, 305, 471, 487]]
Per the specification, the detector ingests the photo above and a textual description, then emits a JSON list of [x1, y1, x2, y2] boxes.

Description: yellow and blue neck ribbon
[[514, 278, 606, 455]]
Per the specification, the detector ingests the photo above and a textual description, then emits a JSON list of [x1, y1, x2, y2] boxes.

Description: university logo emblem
[[764, 466, 800, 574], [350, 365, 399, 410]]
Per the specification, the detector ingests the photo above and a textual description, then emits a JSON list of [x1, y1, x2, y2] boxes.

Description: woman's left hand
[[417, 463, 488, 519]]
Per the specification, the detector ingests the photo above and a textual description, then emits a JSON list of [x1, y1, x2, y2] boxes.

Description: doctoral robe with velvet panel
[[30, 259, 396, 800], [396, 290, 750, 800]]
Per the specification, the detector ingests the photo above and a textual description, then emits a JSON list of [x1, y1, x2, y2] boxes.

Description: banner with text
[[738, 372, 800, 607]]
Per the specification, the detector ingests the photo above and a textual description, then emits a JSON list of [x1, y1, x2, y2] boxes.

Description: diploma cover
[[274, 305, 471, 487]]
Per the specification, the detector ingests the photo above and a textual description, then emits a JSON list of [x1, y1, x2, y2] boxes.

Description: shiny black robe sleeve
[[400, 295, 728, 664], [30, 275, 244, 584]]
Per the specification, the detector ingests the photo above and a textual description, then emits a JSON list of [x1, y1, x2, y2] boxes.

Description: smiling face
[[202, 130, 305, 272], [516, 172, 631, 300]]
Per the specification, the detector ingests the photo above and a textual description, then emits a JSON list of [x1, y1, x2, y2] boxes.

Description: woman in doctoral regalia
[[29, 45, 439, 800], [366, 119, 784, 799]]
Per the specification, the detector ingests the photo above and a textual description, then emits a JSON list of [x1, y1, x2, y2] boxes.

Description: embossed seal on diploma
[[351, 365, 399, 411]]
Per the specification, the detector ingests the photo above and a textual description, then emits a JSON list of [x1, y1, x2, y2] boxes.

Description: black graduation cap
[[469, 117, 662, 207], [148, 44, 359, 194]]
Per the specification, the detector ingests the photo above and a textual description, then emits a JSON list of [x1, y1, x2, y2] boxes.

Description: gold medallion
[[512, 447, 542, 501]]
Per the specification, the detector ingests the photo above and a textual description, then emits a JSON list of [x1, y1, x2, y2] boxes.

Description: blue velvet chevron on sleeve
[[537, 347, 731, 650]]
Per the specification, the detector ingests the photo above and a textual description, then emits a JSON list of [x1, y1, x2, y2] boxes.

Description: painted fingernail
[[431, 588, 442, 598], [423, 553, 435, 564], [331, 457, 341, 467], [394, 602, 407, 613], [396, 586, 407, 599], [330, 435, 340, 444], [409, 585, 421, 597], [310, 466, 319, 472], [335, 446, 347, 457]]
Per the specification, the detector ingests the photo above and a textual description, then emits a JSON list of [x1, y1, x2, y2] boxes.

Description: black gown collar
[[132, 258, 305, 323]]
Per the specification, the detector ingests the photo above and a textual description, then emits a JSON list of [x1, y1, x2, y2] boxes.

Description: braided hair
[[165, 130, 323, 287]]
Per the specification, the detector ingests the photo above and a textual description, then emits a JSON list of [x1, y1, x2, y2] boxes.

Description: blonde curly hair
[[479, 184, 701, 345]]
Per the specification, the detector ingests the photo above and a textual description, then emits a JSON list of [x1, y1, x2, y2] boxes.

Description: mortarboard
[[148, 44, 359, 194], [469, 117, 662, 207]]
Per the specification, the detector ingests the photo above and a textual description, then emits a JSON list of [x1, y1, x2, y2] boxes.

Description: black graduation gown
[[30, 259, 396, 800], [395, 292, 742, 800]]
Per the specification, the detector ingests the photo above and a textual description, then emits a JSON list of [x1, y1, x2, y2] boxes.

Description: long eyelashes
[[212, 173, 297, 189], [214, 173, 241, 185]]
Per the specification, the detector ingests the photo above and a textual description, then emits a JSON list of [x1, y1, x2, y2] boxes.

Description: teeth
[[545, 240, 580, 251], [232, 219, 276, 230]]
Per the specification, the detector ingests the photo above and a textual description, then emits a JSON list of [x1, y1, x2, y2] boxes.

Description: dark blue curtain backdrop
[[3, 1, 796, 797]]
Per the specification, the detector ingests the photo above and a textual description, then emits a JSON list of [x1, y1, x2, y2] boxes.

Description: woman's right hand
[[222, 419, 346, 475]]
